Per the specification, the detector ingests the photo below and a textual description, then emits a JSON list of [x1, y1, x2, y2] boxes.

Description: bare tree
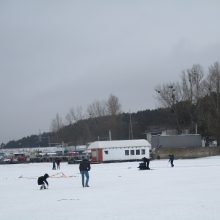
[[207, 62, 220, 105], [106, 94, 121, 116], [155, 82, 182, 108], [181, 64, 205, 103], [65, 106, 85, 124], [155, 82, 182, 133], [87, 100, 107, 118], [207, 62, 220, 145], [65, 111, 73, 125], [50, 113, 63, 132]]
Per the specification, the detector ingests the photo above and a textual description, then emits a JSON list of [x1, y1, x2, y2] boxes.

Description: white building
[[88, 139, 151, 163]]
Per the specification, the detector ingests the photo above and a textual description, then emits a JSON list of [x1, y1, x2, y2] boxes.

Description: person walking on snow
[[37, 173, 49, 190], [169, 154, 174, 167], [79, 157, 91, 187]]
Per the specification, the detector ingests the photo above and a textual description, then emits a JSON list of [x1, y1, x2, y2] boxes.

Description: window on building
[[130, 150, 135, 155], [125, 150, 129, 156], [136, 149, 140, 155], [104, 150, 108, 155], [141, 149, 145, 155]]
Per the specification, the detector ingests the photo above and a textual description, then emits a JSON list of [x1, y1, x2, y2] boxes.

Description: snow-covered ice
[[0, 156, 220, 220]]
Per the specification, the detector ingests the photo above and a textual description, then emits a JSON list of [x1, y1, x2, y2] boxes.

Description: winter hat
[[44, 173, 49, 178]]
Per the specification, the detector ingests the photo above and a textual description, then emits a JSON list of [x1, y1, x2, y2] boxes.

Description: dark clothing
[[169, 154, 174, 167], [56, 159, 61, 169], [52, 160, 56, 170], [138, 157, 150, 170], [138, 162, 148, 170], [79, 159, 91, 172], [37, 174, 49, 189], [79, 159, 91, 187], [142, 157, 150, 167]]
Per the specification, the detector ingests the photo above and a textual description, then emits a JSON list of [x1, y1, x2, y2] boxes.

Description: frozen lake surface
[[0, 156, 220, 220]]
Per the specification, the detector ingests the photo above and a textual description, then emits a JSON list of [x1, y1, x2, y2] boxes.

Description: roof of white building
[[88, 139, 151, 149]]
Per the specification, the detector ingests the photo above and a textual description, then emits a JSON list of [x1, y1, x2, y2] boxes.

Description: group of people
[[38, 157, 91, 190], [138, 157, 151, 170], [52, 158, 61, 170], [38, 155, 175, 190], [138, 154, 175, 170]]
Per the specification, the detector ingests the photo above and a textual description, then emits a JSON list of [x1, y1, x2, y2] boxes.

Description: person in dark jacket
[[79, 158, 91, 187], [52, 160, 56, 170], [138, 157, 150, 170], [56, 158, 61, 170], [37, 173, 49, 190], [169, 154, 174, 167]]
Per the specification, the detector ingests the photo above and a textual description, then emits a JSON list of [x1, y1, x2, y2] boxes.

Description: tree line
[[3, 61, 220, 148], [4, 108, 175, 148], [155, 61, 220, 144]]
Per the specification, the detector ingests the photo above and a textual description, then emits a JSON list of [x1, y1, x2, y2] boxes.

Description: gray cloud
[[1, 0, 220, 142]]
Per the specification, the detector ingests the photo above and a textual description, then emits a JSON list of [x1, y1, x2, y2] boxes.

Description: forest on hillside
[[4, 108, 177, 148], [3, 62, 220, 148]]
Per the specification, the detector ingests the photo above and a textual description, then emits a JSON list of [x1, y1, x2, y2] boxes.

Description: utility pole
[[109, 130, 112, 141], [217, 72, 220, 113], [129, 112, 133, 139]]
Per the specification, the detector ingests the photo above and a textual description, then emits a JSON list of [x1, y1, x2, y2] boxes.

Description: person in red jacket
[[37, 173, 49, 190], [79, 158, 91, 187]]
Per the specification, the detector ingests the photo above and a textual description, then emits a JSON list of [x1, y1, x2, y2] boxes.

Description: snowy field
[[1, 156, 220, 220]]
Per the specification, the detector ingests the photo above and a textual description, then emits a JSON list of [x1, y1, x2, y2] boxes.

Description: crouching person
[[138, 157, 150, 170], [38, 173, 49, 190]]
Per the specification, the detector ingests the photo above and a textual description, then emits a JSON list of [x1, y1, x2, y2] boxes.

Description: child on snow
[[37, 173, 49, 190]]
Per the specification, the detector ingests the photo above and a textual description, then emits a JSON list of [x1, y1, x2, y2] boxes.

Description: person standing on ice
[[168, 154, 174, 167], [56, 158, 61, 169], [52, 159, 56, 170], [37, 173, 49, 190], [142, 157, 150, 169], [79, 157, 91, 187]]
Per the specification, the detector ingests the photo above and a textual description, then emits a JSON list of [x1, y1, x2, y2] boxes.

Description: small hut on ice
[[88, 139, 151, 163]]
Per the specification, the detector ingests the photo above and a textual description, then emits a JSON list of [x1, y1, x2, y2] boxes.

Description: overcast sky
[[1, 0, 220, 143]]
